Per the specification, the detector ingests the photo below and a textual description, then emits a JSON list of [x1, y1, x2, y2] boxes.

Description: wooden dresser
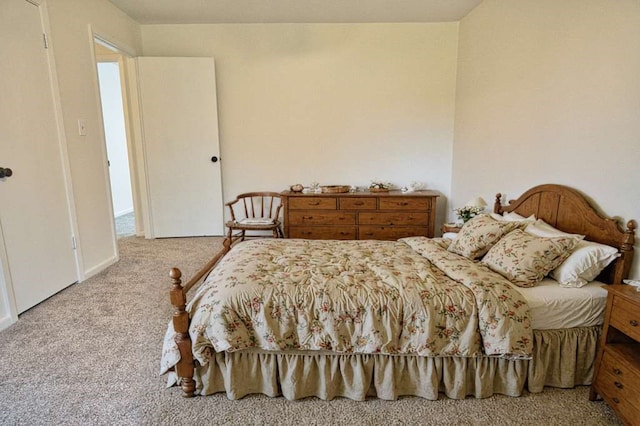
[[280, 190, 438, 240], [590, 284, 640, 425]]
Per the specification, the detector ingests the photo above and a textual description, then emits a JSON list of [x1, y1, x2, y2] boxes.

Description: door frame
[[89, 25, 149, 243], [0, 0, 82, 329]]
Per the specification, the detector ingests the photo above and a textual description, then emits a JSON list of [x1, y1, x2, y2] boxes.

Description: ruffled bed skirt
[[190, 326, 600, 400]]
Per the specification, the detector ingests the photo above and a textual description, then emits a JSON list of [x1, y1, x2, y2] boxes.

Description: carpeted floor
[[0, 237, 622, 425]]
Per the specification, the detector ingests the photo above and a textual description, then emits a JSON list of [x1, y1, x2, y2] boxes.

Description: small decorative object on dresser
[[369, 180, 391, 193], [309, 181, 321, 193], [290, 184, 304, 193], [321, 185, 350, 194], [590, 284, 640, 425]]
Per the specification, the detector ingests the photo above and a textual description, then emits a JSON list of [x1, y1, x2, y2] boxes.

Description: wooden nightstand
[[590, 284, 640, 425], [442, 223, 463, 234]]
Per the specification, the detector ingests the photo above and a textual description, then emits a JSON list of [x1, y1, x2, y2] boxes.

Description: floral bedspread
[[161, 238, 532, 375]]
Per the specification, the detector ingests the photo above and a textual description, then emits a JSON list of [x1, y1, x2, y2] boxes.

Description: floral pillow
[[481, 229, 583, 287], [447, 214, 522, 259]]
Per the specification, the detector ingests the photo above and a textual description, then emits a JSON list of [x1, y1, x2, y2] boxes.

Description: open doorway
[[94, 39, 135, 238]]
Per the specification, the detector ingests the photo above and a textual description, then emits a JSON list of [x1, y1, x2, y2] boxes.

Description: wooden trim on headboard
[[493, 184, 636, 284]]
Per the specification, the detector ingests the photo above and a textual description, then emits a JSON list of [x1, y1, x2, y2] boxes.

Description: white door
[[0, 0, 78, 313], [137, 57, 224, 238]]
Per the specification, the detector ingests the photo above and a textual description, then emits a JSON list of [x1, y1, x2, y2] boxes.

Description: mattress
[[511, 278, 607, 330]]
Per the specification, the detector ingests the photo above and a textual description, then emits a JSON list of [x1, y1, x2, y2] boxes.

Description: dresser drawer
[[289, 211, 356, 226], [289, 226, 356, 240], [595, 351, 640, 423], [611, 295, 640, 342], [359, 212, 429, 226], [339, 198, 377, 210], [359, 226, 428, 240], [288, 197, 337, 210], [379, 197, 431, 211]]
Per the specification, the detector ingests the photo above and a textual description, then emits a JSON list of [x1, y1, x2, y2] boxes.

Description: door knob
[[0, 167, 12, 178], [211, 156, 219, 163]]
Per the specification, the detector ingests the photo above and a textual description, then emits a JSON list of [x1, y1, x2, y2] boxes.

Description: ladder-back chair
[[225, 192, 283, 245]]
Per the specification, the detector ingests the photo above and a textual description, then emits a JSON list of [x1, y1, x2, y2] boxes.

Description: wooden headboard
[[493, 184, 636, 284]]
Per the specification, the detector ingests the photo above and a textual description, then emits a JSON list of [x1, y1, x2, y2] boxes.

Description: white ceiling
[[108, 0, 483, 24]]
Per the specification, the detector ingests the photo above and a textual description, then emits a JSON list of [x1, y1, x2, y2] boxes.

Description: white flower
[[369, 180, 392, 189], [454, 206, 484, 222]]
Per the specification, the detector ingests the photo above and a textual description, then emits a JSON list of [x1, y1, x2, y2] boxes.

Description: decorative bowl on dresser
[[280, 190, 438, 240], [590, 284, 640, 425]]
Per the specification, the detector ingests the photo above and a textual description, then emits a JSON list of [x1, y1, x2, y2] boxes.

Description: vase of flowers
[[454, 205, 484, 223]]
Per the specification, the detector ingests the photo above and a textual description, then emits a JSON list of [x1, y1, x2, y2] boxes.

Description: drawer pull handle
[[305, 216, 313, 220], [612, 397, 620, 404], [613, 368, 622, 375], [614, 381, 623, 389], [399, 202, 409, 206], [354, 202, 364, 206], [630, 320, 639, 327], [308, 201, 320, 206], [340, 232, 348, 235], [364, 232, 374, 236]]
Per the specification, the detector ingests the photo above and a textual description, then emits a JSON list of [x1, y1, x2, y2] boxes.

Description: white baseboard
[[83, 255, 119, 281], [0, 314, 16, 332]]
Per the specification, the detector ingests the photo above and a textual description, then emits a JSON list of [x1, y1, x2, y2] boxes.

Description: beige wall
[[453, 0, 640, 278], [46, 0, 142, 275], [141, 23, 459, 228]]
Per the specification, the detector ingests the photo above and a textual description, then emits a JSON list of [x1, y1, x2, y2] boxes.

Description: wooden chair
[[225, 192, 283, 245]]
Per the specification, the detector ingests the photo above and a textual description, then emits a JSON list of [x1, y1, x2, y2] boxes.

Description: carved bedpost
[[170, 267, 196, 398], [614, 220, 637, 284], [493, 193, 503, 214]]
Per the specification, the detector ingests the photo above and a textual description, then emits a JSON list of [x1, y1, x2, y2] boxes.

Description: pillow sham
[[481, 229, 583, 287], [447, 214, 521, 260], [524, 219, 580, 239], [524, 220, 619, 287]]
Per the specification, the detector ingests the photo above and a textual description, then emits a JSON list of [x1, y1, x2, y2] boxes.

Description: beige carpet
[[0, 236, 622, 425]]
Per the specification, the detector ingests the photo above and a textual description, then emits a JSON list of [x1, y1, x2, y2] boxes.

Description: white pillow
[[551, 242, 620, 287], [490, 212, 537, 223], [525, 220, 619, 287]]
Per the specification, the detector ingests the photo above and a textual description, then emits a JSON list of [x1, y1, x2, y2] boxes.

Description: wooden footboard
[[169, 238, 231, 397]]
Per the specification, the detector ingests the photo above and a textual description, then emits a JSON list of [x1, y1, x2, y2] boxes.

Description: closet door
[[0, 0, 78, 315], [136, 57, 224, 238]]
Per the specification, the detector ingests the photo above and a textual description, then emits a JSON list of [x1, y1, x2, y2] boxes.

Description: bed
[[161, 184, 636, 400]]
